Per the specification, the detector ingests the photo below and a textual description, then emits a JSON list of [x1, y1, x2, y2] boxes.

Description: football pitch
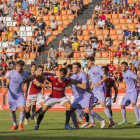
[[0, 111, 140, 140]]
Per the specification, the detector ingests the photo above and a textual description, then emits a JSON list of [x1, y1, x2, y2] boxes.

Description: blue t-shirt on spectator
[[132, 59, 140, 67], [15, 38, 23, 45], [81, 60, 87, 67], [22, 1, 28, 10], [124, 30, 131, 36]]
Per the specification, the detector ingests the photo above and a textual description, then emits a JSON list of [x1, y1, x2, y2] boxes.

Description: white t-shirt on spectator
[[95, 6, 101, 11], [74, 25, 81, 30], [50, 22, 57, 29], [6, 48, 15, 56], [0, 4, 4, 9], [84, 67, 88, 74], [92, 43, 98, 49], [86, 48, 93, 55], [63, 37, 69, 43], [37, 40, 45, 45], [98, 20, 105, 26], [32, 38, 38, 43]]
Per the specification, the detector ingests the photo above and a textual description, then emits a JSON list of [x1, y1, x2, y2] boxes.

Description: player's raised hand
[[2, 88, 6, 94], [112, 97, 116, 103]]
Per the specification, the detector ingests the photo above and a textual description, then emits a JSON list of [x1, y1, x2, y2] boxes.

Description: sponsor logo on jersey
[[126, 77, 128, 79], [93, 72, 95, 75]]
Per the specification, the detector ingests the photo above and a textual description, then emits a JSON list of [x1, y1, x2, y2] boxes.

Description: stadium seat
[[113, 19, 120, 24], [68, 15, 74, 20], [113, 40, 119, 46], [67, 10, 72, 15], [121, 24, 128, 29], [127, 0, 133, 4], [136, 24, 140, 29], [110, 29, 116, 35], [58, 25, 64, 31], [43, 16, 49, 21], [52, 30, 58, 36], [23, 53, 29, 58], [20, 26, 25, 31], [106, 14, 111, 19], [95, 52, 101, 58], [98, 35, 103, 40], [63, 20, 69, 25], [49, 16, 55, 20], [111, 35, 117, 40], [102, 52, 109, 57], [103, 30, 109, 35], [96, 30, 102, 35], [134, 18, 138, 24], [61, 10, 67, 15], [47, 36, 53, 42], [118, 35, 122, 40], [112, 14, 118, 19], [84, 35, 90, 40], [116, 29, 122, 35], [30, 53, 36, 58], [84, 0, 89, 5], [114, 25, 121, 29], [88, 25, 94, 30], [120, 19, 126, 24], [81, 52, 86, 57], [57, 20, 63, 25], [62, 15, 68, 20], [128, 24, 135, 29], [119, 82, 126, 89], [74, 52, 80, 58], [82, 25, 88, 30], [13, 26, 19, 31], [83, 30, 89, 35], [77, 35, 83, 40], [138, 52, 140, 57], [127, 19, 133, 24]]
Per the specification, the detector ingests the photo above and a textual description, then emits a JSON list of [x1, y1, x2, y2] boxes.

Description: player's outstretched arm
[[135, 77, 140, 89], [112, 87, 118, 103], [24, 75, 36, 83], [35, 82, 50, 88], [92, 74, 107, 87], [1, 75, 7, 94]]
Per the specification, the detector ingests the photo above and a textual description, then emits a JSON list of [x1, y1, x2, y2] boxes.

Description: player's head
[[31, 63, 36, 73], [66, 64, 72, 74], [72, 62, 81, 74], [121, 61, 128, 72], [37, 65, 44, 75], [86, 57, 95, 68], [59, 68, 67, 79], [16, 60, 25, 73], [102, 66, 109, 76]]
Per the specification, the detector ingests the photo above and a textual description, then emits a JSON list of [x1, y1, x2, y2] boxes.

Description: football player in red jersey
[[25, 65, 51, 124], [102, 66, 118, 116], [33, 68, 85, 130]]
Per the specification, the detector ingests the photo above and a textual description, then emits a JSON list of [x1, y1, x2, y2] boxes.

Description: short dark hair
[[31, 63, 36, 67], [72, 62, 81, 69], [64, 34, 66, 36], [86, 57, 95, 61], [59, 68, 67, 76], [38, 65, 44, 69], [16, 60, 25, 66], [66, 64, 72, 70], [102, 66, 109, 72], [121, 61, 128, 66]]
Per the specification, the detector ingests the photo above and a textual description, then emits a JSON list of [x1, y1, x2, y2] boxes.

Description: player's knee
[[84, 108, 90, 114], [66, 104, 71, 111], [121, 105, 125, 109]]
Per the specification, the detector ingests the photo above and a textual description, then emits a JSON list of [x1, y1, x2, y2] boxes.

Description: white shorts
[[44, 96, 70, 107], [106, 97, 111, 106], [26, 92, 45, 106]]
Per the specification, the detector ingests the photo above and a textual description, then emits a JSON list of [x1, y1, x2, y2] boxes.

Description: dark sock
[[32, 105, 36, 113], [36, 107, 42, 114], [37, 114, 44, 127], [85, 113, 89, 122], [65, 110, 71, 125], [111, 110, 113, 117], [25, 112, 31, 119]]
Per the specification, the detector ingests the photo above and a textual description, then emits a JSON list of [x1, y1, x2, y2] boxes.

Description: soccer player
[[70, 62, 106, 129], [33, 68, 82, 130], [1, 60, 35, 131], [102, 66, 118, 116], [118, 62, 140, 125], [87, 57, 115, 127], [25, 65, 50, 125], [66, 64, 86, 125]]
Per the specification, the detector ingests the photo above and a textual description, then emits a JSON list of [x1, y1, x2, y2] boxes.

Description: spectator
[[63, 45, 73, 63], [31, 36, 38, 52], [101, 3, 107, 13], [78, 0, 84, 11], [45, 58, 52, 71], [62, 62, 67, 68], [81, 57, 87, 68], [128, 39, 137, 59], [44, 0, 52, 10], [107, 4, 112, 14], [23, 15, 30, 26], [91, 40, 98, 51], [6, 44, 16, 60], [132, 55, 140, 71], [84, 64, 88, 76], [1, 59, 7, 68], [3, 5, 10, 17], [122, 27, 131, 41], [0, 2, 4, 16], [14, 35, 23, 46], [101, 0, 109, 6], [0, 20, 6, 32], [131, 28, 139, 40], [105, 19, 113, 30], [84, 40, 90, 48], [21, 0, 28, 11], [49, 19, 57, 31], [37, 18, 46, 30], [72, 39, 80, 51], [37, 28, 45, 38], [113, 68, 123, 83], [98, 12, 106, 20], [128, 63, 135, 71], [8, 58, 15, 70], [38, 0, 45, 8], [126, 55, 132, 66], [29, 14, 36, 26], [114, 47, 122, 63], [51, 59, 58, 70], [89, 33, 98, 43], [53, 4, 59, 14], [24, 9, 31, 18], [71, 4, 79, 16], [16, 14, 23, 26], [20, 41, 28, 52], [104, 34, 111, 49], [3, 30, 13, 42], [96, 17, 105, 30], [37, 36, 45, 52], [117, 39, 127, 55], [129, 5, 135, 19], [94, 3, 101, 13], [73, 23, 81, 35], [106, 61, 116, 77], [15, 0, 21, 7], [48, 46, 57, 59], [97, 40, 106, 51], [86, 45, 94, 57], [60, 34, 69, 48]]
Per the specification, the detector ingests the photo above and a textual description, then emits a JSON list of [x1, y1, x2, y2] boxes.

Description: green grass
[[0, 111, 140, 140]]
